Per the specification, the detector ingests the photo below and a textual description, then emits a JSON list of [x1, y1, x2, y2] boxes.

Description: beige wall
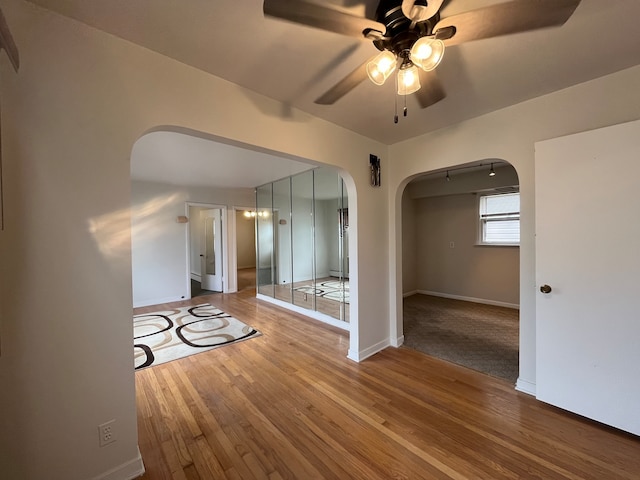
[[0, 1, 387, 478], [410, 193, 519, 306], [402, 164, 520, 305], [401, 189, 418, 293], [1, 0, 639, 477], [388, 64, 640, 394]]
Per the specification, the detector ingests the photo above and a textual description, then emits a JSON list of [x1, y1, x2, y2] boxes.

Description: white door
[[200, 208, 223, 292], [535, 119, 640, 436]]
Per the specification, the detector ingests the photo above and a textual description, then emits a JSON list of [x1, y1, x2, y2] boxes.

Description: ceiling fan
[[263, 0, 582, 116]]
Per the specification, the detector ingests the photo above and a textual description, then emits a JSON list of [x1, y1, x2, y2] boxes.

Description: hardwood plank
[[160, 440, 189, 480], [136, 290, 640, 480]]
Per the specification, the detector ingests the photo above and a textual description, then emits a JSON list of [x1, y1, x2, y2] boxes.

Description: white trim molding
[[348, 338, 390, 362], [133, 294, 187, 309], [91, 448, 145, 480], [516, 378, 536, 396]]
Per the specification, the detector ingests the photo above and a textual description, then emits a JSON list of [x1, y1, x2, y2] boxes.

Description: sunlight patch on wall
[[88, 193, 181, 258]]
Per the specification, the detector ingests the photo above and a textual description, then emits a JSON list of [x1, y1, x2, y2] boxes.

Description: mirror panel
[[291, 171, 315, 310], [256, 184, 274, 297], [256, 167, 348, 323], [273, 178, 293, 303], [313, 167, 345, 320]]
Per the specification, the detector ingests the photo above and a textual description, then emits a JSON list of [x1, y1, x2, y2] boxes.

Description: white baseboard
[[515, 378, 536, 396], [348, 337, 390, 363], [417, 290, 520, 310], [92, 448, 145, 480], [403, 290, 418, 298], [133, 294, 188, 308], [256, 294, 349, 331], [329, 270, 349, 278], [390, 335, 404, 347]]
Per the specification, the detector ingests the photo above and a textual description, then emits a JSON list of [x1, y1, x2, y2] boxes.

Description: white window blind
[[479, 193, 520, 244]]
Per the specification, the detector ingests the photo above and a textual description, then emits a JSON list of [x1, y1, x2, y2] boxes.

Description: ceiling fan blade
[[264, 0, 386, 39], [434, 0, 582, 46], [402, 0, 445, 23], [315, 61, 369, 105], [416, 70, 446, 109]]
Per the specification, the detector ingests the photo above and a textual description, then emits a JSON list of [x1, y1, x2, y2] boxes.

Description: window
[[479, 193, 520, 245]]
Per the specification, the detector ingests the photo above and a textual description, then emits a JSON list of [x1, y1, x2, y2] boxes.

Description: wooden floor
[[237, 267, 256, 292], [135, 290, 640, 480]]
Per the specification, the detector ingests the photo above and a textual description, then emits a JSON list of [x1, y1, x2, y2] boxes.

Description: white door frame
[[200, 208, 224, 292], [186, 202, 228, 296]]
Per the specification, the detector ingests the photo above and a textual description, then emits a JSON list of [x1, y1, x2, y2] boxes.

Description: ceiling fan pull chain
[[394, 79, 399, 123], [404, 95, 408, 117]]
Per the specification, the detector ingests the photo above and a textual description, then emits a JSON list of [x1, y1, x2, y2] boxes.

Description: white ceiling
[[130, 131, 313, 188], [26, 0, 640, 186]]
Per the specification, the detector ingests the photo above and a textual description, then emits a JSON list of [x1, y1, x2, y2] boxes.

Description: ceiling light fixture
[[366, 36, 445, 91], [366, 50, 397, 85], [410, 37, 445, 72], [489, 163, 496, 177], [397, 62, 421, 96], [366, 34, 446, 122]]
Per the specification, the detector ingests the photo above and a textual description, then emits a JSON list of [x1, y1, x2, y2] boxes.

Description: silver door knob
[[540, 284, 552, 294]]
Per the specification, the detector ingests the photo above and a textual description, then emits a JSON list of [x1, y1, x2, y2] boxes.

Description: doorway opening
[[401, 160, 520, 383], [234, 207, 257, 292], [187, 203, 226, 297]]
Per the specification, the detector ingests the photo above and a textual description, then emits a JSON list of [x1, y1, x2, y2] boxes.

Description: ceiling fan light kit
[[410, 36, 445, 72], [397, 63, 421, 95], [263, 0, 582, 120], [367, 36, 444, 90], [366, 50, 397, 85]]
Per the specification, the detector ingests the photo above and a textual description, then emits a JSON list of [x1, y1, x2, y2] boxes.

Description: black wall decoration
[[0, 6, 20, 231], [370, 154, 381, 187]]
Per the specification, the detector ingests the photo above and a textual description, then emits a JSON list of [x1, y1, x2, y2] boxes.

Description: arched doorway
[[400, 160, 520, 383]]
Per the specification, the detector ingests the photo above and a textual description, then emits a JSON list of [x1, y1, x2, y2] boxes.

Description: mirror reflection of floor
[[237, 267, 257, 291], [269, 277, 350, 322]]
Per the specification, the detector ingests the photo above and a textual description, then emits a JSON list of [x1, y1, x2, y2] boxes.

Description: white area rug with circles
[[133, 303, 261, 370]]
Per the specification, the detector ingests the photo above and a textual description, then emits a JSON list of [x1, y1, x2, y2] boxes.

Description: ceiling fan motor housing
[[373, 0, 438, 56]]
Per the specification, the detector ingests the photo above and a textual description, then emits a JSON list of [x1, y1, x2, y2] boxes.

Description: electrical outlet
[[98, 420, 117, 447]]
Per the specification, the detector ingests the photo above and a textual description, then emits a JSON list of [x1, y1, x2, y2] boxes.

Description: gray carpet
[[403, 294, 519, 383]]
